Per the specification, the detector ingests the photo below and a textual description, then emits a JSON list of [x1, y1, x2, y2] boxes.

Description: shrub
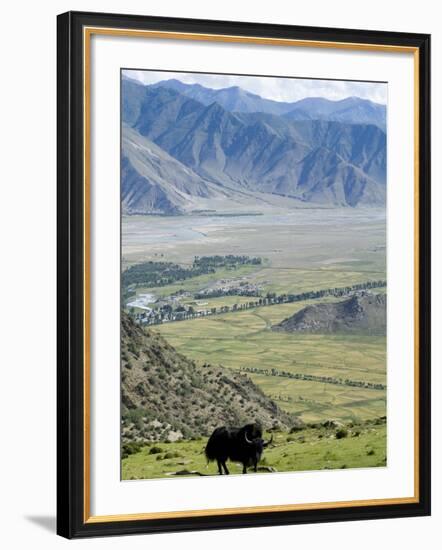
[[306, 422, 321, 429], [121, 441, 143, 460], [125, 408, 152, 426], [322, 420, 338, 429], [128, 341, 139, 358], [290, 425, 304, 433], [182, 427, 194, 439], [148, 446, 163, 455], [335, 428, 348, 439], [164, 451, 182, 459]]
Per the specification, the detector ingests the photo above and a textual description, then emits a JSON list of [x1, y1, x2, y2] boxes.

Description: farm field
[[122, 420, 387, 480], [156, 303, 386, 423], [123, 210, 387, 425]]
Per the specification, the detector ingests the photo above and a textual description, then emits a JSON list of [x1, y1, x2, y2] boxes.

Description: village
[[128, 279, 386, 327], [128, 276, 262, 325]]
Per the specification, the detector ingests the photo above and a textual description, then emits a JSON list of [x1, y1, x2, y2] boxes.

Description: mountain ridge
[[142, 76, 386, 130], [121, 78, 386, 213], [122, 125, 229, 214]]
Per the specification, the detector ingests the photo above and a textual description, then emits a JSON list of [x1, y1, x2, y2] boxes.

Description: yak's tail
[[204, 433, 217, 463], [204, 426, 227, 462]]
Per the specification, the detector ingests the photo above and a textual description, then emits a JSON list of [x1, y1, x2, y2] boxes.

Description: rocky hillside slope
[[273, 292, 386, 334], [122, 313, 297, 444]]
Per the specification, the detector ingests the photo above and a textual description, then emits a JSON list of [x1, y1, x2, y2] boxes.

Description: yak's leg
[[217, 460, 223, 475], [242, 464, 247, 474], [222, 461, 230, 475], [253, 461, 258, 473]]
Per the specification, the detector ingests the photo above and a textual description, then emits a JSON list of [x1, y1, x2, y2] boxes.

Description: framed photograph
[[57, 11, 431, 538]]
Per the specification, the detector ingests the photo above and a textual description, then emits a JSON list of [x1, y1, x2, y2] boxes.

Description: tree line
[[240, 366, 386, 391], [123, 255, 262, 290], [135, 280, 386, 326]]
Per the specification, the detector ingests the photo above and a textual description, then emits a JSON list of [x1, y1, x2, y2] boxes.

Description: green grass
[[122, 421, 386, 480], [252, 267, 386, 295], [248, 375, 386, 423]]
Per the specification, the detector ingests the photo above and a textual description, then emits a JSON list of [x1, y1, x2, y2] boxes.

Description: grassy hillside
[[122, 418, 386, 480], [122, 313, 297, 444]]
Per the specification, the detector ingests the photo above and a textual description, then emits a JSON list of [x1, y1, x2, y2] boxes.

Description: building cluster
[[194, 282, 261, 299], [130, 280, 387, 327]]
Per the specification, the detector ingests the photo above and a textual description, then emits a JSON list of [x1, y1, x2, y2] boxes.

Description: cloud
[[123, 69, 387, 105]]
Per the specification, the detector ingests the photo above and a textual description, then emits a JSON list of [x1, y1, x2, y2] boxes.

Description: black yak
[[205, 423, 273, 475]]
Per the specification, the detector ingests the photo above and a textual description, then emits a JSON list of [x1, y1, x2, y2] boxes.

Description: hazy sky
[[123, 69, 387, 105]]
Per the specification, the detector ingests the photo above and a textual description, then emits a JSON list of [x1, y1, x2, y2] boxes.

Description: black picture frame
[[57, 10, 431, 539]]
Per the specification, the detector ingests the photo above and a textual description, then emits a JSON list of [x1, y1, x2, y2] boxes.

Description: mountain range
[[149, 78, 386, 131], [121, 76, 387, 214]]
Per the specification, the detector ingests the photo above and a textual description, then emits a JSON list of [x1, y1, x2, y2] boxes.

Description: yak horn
[[244, 432, 254, 445], [263, 435, 273, 447]]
